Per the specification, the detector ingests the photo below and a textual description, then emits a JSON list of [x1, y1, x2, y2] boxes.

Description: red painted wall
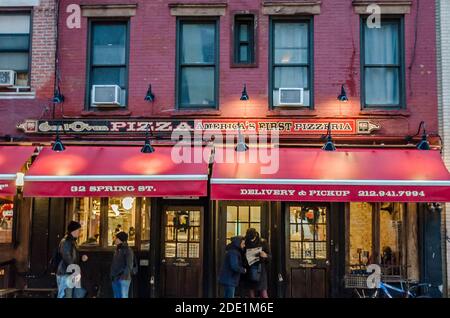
[[0, 0, 438, 140]]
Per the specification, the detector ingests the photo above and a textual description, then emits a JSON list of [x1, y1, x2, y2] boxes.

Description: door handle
[[161, 259, 166, 263], [326, 260, 330, 266]]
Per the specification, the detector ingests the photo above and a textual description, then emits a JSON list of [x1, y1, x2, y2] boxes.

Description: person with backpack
[[111, 231, 136, 298], [55, 221, 88, 298], [219, 236, 247, 298]]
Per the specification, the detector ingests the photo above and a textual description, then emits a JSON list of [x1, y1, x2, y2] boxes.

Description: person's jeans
[[112, 279, 131, 298], [223, 285, 236, 298], [56, 275, 86, 298]]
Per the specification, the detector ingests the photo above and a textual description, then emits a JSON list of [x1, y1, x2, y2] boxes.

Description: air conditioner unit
[[91, 85, 121, 106], [279, 88, 304, 106], [0, 70, 16, 87]]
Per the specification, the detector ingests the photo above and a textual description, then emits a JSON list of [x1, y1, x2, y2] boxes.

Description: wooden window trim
[[360, 16, 406, 109], [176, 17, 219, 110], [85, 19, 130, 111], [0, 11, 32, 89], [269, 16, 314, 110], [231, 12, 258, 68]]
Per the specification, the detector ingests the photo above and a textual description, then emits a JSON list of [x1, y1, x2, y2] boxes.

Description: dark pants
[[223, 285, 236, 298]]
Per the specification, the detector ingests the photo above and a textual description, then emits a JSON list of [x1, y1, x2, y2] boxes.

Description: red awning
[[24, 146, 211, 197], [0, 146, 35, 196], [211, 148, 450, 202]]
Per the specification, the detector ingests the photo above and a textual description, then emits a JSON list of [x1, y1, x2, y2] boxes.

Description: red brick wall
[[0, 0, 56, 137], [0, 0, 439, 140]]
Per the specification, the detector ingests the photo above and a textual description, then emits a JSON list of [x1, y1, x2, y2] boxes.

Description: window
[[0, 13, 31, 88], [347, 203, 407, 276], [362, 18, 404, 108], [289, 205, 327, 260], [164, 209, 201, 259], [71, 197, 150, 250], [108, 197, 137, 246], [87, 21, 129, 108], [271, 19, 312, 107], [0, 201, 14, 244], [234, 15, 255, 65], [177, 19, 218, 108], [226, 205, 261, 244], [72, 198, 101, 246]]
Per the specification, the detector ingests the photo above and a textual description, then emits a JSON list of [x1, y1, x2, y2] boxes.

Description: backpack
[[49, 245, 62, 274]]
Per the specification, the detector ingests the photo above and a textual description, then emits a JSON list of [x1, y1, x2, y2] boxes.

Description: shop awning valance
[[0, 146, 35, 196], [211, 148, 450, 202], [24, 146, 211, 197]]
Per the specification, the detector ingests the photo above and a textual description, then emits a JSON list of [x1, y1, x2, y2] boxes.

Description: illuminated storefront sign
[[17, 119, 381, 135]]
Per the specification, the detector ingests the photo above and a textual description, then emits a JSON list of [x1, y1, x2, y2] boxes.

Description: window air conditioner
[[279, 88, 304, 106], [91, 85, 121, 106], [0, 70, 16, 87]]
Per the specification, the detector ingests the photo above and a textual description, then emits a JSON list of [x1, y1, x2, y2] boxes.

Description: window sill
[[266, 107, 318, 117], [170, 109, 222, 117], [81, 109, 132, 117], [230, 63, 258, 68], [359, 109, 410, 117], [0, 91, 35, 100]]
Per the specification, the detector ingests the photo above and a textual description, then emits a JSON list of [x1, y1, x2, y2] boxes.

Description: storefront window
[[349, 202, 373, 268], [73, 198, 101, 246], [141, 199, 150, 250], [108, 197, 137, 246], [347, 202, 405, 275], [0, 201, 14, 244], [289, 205, 327, 260], [379, 203, 404, 274], [165, 210, 201, 259], [226, 205, 261, 244]]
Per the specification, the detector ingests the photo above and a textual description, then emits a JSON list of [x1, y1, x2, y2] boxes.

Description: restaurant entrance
[[160, 206, 204, 298], [284, 203, 331, 298]]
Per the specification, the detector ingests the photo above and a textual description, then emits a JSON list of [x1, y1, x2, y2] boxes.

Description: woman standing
[[219, 236, 247, 298], [243, 228, 271, 298]]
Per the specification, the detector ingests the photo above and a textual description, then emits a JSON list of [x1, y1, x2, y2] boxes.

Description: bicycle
[[356, 281, 437, 298]]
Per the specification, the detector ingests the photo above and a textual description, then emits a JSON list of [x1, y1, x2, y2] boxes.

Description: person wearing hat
[[56, 220, 88, 298], [111, 231, 135, 298]]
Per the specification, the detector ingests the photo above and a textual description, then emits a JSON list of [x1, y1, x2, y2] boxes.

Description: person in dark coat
[[111, 231, 135, 298], [219, 236, 247, 298], [243, 228, 271, 298], [56, 221, 88, 298]]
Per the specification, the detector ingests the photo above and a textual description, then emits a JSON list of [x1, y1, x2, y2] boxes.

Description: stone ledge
[[168, 3, 228, 16], [262, 1, 321, 15], [81, 4, 138, 18], [352, 1, 412, 14]]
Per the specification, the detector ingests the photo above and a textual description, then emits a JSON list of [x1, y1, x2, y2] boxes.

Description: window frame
[[70, 197, 150, 252], [85, 18, 130, 110], [269, 16, 314, 109], [360, 16, 406, 109], [0, 11, 32, 87], [175, 17, 220, 110], [232, 14, 256, 67]]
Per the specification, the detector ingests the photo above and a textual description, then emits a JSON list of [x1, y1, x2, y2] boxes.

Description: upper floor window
[[87, 21, 129, 109], [270, 19, 313, 108], [234, 15, 255, 65], [177, 19, 218, 109], [361, 18, 404, 108], [0, 13, 31, 88]]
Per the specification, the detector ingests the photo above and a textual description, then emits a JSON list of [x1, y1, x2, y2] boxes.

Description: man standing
[[111, 231, 135, 298], [56, 221, 87, 298]]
